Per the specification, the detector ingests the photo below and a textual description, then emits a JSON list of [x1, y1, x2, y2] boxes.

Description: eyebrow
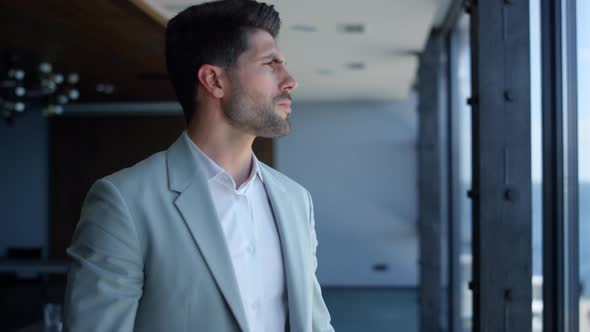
[[258, 53, 286, 65]]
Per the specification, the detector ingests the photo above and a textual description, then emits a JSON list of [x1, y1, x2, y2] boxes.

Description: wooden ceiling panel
[[0, 0, 175, 102]]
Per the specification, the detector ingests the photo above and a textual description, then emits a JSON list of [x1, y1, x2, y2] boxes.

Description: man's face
[[222, 29, 298, 138]]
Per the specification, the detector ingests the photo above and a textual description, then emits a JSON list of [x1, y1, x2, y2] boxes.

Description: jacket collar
[[258, 164, 310, 332]]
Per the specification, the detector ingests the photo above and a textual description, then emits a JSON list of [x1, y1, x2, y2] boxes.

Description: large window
[[578, 0, 590, 330], [451, 4, 543, 331], [447, 2, 585, 331], [531, 0, 543, 331], [449, 13, 472, 332]]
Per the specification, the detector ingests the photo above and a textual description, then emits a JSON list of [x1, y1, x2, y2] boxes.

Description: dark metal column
[[541, 0, 579, 330], [418, 33, 448, 332], [469, 0, 532, 331]]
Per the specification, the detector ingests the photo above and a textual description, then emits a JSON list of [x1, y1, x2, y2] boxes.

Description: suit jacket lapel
[[261, 166, 309, 332], [166, 136, 249, 332]]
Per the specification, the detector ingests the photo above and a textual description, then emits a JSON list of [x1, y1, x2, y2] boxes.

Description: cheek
[[251, 77, 277, 95], [252, 68, 281, 85], [238, 70, 279, 99]]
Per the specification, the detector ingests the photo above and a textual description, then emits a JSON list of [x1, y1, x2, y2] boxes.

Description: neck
[[187, 113, 256, 188]]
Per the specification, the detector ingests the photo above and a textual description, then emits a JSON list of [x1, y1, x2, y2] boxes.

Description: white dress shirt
[[183, 133, 287, 332]]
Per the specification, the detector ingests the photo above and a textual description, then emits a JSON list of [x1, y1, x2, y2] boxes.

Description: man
[[64, 1, 334, 331]]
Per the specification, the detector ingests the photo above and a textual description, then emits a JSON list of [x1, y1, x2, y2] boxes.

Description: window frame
[[540, 0, 580, 331]]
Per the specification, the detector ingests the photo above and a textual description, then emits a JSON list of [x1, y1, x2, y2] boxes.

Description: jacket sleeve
[[307, 190, 335, 332], [64, 178, 144, 332]]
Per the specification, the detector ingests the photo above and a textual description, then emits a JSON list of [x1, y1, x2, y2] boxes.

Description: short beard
[[223, 79, 291, 138]]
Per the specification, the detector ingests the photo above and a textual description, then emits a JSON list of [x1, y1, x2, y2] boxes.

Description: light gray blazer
[[64, 135, 334, 332]]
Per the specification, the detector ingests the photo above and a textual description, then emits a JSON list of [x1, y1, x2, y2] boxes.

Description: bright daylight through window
[[578, 0, 590, 330]]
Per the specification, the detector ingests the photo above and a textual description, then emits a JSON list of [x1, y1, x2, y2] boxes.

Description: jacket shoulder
[[102, 150, 168, 192]]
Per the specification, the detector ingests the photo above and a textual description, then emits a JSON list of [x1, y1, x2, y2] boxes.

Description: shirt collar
[[182, 132, 264, 188]]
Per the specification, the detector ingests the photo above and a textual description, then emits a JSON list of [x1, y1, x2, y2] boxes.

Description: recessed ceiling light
[[291, 25, 317, 32], [372, 263, 389, 272], [389, 49, 421, 57], [345, 62, 366, 70], [339, 24, 365, 34]]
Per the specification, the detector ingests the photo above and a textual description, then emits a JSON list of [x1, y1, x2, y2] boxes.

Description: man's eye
[[266, 59, 283, 66]]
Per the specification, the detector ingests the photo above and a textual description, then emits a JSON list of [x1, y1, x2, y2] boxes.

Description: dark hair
[[166, 0, 281, 123]]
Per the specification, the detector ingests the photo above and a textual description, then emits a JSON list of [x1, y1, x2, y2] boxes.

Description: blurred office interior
[[1, 0, 588, 331]]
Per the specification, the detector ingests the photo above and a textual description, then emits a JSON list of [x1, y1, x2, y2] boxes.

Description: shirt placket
[[246, 186, 265, 331]]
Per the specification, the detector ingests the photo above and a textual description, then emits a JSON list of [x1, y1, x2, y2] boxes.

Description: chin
[[257, 126, 290, 138]]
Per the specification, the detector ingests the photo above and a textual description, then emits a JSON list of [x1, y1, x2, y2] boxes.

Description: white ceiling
[[140, 0, 452, 101]]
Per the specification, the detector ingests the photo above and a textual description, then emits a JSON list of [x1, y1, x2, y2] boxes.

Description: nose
[[280, 69, 298, 92]]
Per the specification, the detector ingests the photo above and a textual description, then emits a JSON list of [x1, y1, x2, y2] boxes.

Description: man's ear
[[197, 64, 225, 99]]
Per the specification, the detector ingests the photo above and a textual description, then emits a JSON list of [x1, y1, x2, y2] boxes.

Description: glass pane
[[530, 0, 543, 331], [578, 0, 590, 330], [450, 13, 472, 332]]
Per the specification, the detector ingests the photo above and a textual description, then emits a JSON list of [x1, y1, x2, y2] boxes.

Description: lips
[[277, 100, 291, 107], [275, 93, 291, 107]]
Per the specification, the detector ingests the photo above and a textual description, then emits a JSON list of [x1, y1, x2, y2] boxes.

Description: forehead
[[241, 29, 284, 60]]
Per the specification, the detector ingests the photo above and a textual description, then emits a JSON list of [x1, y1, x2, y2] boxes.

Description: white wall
[[275, 99, 419, 286], [0, 112, 49, 258]]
